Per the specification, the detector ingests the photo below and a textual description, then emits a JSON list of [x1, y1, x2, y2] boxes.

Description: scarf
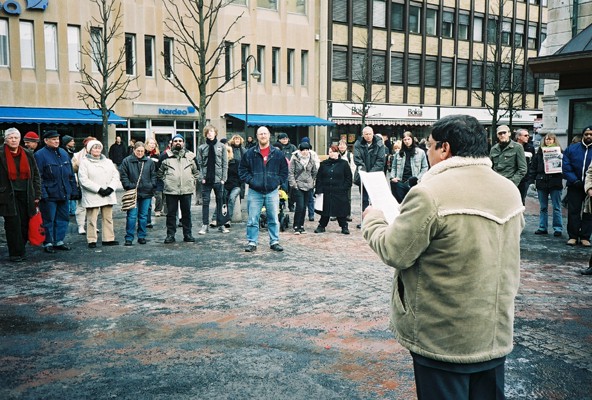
[[4, 145, 31, 181], [205, 138, 217, 184]]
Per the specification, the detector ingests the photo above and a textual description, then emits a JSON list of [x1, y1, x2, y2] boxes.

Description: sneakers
[[124, 240, 133, 246], [245, 244, 257, 252], [198, 225, 208, 235], [154, 211, 161, 217], [270, 243, 284, 252], [567, 238, 577, 246], [314, 226, 325, 234], [299, 227, 306, 234], [218, 226, 230, 233], [535, 230, 548, 235], [164, 235, 176, 244], [293, 228, 301, 235], [581, 239, 591, 247], [224, 222, 231, 228]]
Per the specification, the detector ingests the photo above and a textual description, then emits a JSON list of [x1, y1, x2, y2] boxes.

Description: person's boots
[[341, 224, 350, 235], [580, 255, 592, 275]]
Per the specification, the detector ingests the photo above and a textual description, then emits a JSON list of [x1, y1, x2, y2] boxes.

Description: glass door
[[152, 130, 174, 154]]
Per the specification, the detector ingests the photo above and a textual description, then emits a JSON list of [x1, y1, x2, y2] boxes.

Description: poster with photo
[[543, 147, 562, 174]]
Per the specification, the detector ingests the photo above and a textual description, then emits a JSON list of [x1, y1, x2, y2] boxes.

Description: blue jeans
[[537, 188, 563, 233], [202, 182, 226, 225], [68, 199, 77, 215], [227, 186, 241, 221], [38, 199, 70, 246], [125, 197, 151, 241], [246, 188, 279, 246]]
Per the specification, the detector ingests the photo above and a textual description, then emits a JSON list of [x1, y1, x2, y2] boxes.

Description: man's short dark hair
[[431, 115, 489, 158]]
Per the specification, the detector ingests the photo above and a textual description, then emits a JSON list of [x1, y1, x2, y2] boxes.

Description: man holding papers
[[362, 115, 524, 399]]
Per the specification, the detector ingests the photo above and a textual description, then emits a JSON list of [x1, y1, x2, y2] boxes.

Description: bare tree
[[473, 0, 526, 142], [77, 0, 140, 150], [162, 0, 244, 143]]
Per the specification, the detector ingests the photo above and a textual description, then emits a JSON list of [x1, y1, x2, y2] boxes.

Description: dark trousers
[[319, 215, 347, 228], [165, 194, 192, 237], [292, 189, 311, 228], [566, 185, 592, 240], [359, 186, 370, 211], [201, 182, 226, 226], [391, 181, 411, 203], [413, 356, 506, 400], [518, 180, 529, 205], [3, 190, 29, 257]]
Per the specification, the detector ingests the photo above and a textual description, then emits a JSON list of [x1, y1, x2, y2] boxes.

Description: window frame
[[272, 46, 280, 85], [20, 20, 35, 69], [44, 22, 58, 71], [67, 25, 81, 72], [287, 48, 295, 86], [0, 19, 8, 67], [164, 36, 174, 78], [300, 49, 308, 86], [408, 5, 421, 34], [144, 35, 155, 78], [125, 33, 136, 76]]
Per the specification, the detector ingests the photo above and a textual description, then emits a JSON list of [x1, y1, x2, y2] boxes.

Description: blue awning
[[0, 107, 127, 125], [226, 113, 335, 127]]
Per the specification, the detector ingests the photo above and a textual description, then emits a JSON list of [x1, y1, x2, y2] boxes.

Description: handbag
[[121, 161, 145, 211], [28, 208, 45, 246]]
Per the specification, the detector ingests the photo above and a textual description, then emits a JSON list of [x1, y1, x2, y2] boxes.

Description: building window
[[353, 0, 368, 26], [391, 3, 404, 31], [501, 20, 512, 46], [332, 49, 347, 81], [487, 18, 498, 44], [301, 49, 308, 86], [288, 0, 306, 14], [409, 6, 421, 34], [425, 58, 437, 87], [372, 53, 386, 83], [125, 33, 136, 75], [145, 35, 154, 77], [20, 21, 35, 69], [471, 63, 483, 89], [408, 57, 420, 85], [390, 54, 403, 84], [514, 22, 525, 48], [540, 25, 547, 47], [287, 48, 295, 85], [67, 25, 80, 71], [442, 11, 455, 39], [458, 13, 469, 40], [90, 27, 102, 73], [473, 16, 483, 42], [230, 0, 247, 4], [513, 66, 523, 92], [257, 45, 265, 82], [373, 0, 386, 28], [457, 61, 468, 89], [426, 9, 437, 36], [272, 47, 280, 84], [241, 43, 249, 81], [527, 24, 538, 49], [526, 72, 535, 93], [164, 36, 173, 78], [44, 23, 58, 71], [352, 51, 365, 82], [441, 58, 453, 88], [257, 0, 277, 10], [224, 41, 233, 82], [0, 19, 8, 67], [333, 0, 347, 23]]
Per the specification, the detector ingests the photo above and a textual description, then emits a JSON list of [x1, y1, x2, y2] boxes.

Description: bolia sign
[[0, 0, 48, 15]]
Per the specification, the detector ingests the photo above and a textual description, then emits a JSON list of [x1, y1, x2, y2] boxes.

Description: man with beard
[[489, 125, 527, 187], [562, 125, 592, 246], [157, 134, 199, 244], [239, 126, 288, 253]]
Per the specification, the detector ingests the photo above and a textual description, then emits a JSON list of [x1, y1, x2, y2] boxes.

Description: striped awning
[[331, 118, 435, 126]]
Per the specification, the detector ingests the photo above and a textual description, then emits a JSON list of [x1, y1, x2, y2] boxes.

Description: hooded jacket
[[363, 157, 524, 364], [288, 151, 317, 191]]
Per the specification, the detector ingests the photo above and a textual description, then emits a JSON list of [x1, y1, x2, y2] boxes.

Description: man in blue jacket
[[239, 126, 288, 253], [34, 130, 78, 253], [562, 126, 592, 246]]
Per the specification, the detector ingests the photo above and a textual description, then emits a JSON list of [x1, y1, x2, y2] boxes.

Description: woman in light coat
[[78, 140, 121, 248]]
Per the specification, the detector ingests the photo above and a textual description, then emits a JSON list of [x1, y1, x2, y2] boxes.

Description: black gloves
[[104, 187, 114, 196], [98, 187, 114, 197], [409, 176, 418, 187], [573, 180, 584, 190]]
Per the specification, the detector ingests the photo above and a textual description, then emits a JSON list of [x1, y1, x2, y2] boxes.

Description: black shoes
[[535, 230, 548, 235], [270, 243, 284, 252], [554, 231, 562, 237], [124, 240, 133, 246], [9, 255, 25, 262], [341, 227, 350, 235], [245, 244, 257, 252], [314, 226, 325, 233], [580, 267, 592, 275], [88, 242, 97, 249], [54, 244, 71, 250], [146, 224, 153, 229], [138, 238, 147, 245], [164, 235, 176, 244], [356, 224, 362, 229], [44, 246, 55, 253], [184, 235, 195, 242], [103, 241, 119, 246]]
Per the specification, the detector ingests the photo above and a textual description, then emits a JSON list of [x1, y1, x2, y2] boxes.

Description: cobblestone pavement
[[0, 190, 590, 399]]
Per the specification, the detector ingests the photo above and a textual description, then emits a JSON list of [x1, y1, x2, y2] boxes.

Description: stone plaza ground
[[0, 190, 591, 399]]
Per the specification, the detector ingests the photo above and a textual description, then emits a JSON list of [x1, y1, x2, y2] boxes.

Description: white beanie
[[86, 139, 103, 152]]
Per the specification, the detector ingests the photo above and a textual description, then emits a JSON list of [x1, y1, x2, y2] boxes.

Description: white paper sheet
[[314, 193, 323, 212], [359, 171, 400, 224]]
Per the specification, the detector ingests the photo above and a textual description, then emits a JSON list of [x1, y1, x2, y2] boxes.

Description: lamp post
[[243, 55, 261, 136]]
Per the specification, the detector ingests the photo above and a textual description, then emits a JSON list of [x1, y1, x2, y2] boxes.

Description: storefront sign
[[408, 108, 423, 117], [133, 102, 197, 117], [0, 0, 48, 15], [158, 106, 196, 116]]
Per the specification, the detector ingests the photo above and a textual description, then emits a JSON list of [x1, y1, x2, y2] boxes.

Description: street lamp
[[243, 55, 261, 136]]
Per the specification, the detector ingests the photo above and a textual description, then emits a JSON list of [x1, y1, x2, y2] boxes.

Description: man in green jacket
[[363, 115, 524, 399], [490, 124, 528, 186]]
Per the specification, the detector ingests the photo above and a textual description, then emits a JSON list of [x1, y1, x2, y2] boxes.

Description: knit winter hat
[[62, 135, 74, 146], [23, 131, 39, 142], [86, 139, 103, 152]]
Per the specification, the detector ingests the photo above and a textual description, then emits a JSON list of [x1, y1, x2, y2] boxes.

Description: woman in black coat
[[314, 145, 352, 234]]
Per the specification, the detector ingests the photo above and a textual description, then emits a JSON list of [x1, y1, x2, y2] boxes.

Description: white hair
[[5, 127, 20, 139]]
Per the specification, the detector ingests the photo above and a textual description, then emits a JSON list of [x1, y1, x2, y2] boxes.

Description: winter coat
[[353, 135, 385, 185], [277, 142, 297, 161], [489, 140, 527, 186], [78, 154, 120, 208], [34, 146, 78, 201], [562, 140, 592, 186], [119, 155, 157, 199], [225, 159, 241, 192], [0, 145, 41, 217], [389, 147, 429, 181], [363, 157, 524, 364], [239, 145, 289, 195], [108, 142, 127, 165], [196, 140, 228, 184], [288, 152, 317, 191], [528, 147, 563, 191], [157, 149, 199, 195], [315, 157, 352, 218]]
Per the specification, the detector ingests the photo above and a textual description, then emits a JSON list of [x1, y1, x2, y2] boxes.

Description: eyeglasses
[[497, 131, 507, 135]]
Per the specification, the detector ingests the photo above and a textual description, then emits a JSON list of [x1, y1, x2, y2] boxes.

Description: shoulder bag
[[121, 161, 145, 211]]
